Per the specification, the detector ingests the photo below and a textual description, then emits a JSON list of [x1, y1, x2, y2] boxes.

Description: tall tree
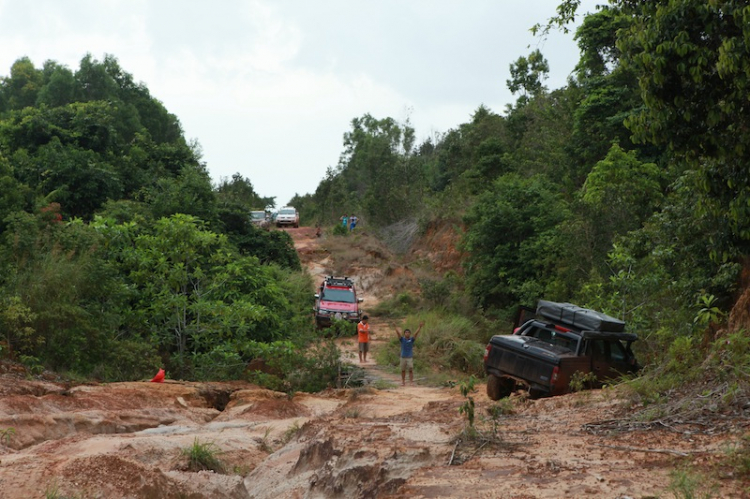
[[507, 49, 550, 105], [463, 173, 571, 313], [614, 0, 750, 246], [0, 57, 43, 111]]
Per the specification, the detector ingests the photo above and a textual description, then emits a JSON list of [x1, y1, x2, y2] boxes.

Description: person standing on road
[[357, 315, 371, 363], [394, 321, 424, 385]]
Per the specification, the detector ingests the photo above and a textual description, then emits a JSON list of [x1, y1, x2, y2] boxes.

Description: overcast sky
[[0, 0, 601, 206]]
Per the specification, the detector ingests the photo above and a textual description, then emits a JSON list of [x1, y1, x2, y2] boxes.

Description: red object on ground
[[150, 369, 165, 383]]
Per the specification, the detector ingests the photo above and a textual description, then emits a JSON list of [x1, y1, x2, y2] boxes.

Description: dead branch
[[595, 443, 690, 457], [448, 439, 460, 465]]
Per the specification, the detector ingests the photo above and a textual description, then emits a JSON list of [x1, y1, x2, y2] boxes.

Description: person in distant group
[[357, 315, 371, 363], [349, 214, 358, 231], [394, 321, 424, 385], [340, 214, 348, 228]]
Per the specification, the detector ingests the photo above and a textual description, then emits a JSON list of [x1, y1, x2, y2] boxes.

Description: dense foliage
[[2, 1, 748, 390], [0, 54, 312, 383], [302, 1, 746, 371]]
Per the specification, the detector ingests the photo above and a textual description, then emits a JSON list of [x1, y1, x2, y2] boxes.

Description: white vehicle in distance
[[275, 206, 299, 228]]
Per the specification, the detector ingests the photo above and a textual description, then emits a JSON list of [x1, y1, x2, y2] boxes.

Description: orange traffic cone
[[150, 368, 165, 383]]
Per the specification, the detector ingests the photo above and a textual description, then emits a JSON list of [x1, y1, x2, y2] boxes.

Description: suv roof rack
[[325, 276, 354, 288]]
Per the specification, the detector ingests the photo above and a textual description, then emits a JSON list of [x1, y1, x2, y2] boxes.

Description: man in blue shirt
[[394, 321, 424, 385]]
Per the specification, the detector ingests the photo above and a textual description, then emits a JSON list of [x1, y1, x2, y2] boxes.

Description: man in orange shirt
[[357, 315, 371, 363]]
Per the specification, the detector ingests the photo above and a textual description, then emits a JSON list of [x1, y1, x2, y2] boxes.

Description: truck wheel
[[487, 374, 514, 400]]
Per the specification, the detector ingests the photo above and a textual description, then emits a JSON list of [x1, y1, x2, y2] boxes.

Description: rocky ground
[[0, 226, 747, 498]]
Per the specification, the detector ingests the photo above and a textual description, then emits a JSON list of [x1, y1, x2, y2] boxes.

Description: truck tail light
[[551, 365, 560, 384], [484, 345, 491, 362]]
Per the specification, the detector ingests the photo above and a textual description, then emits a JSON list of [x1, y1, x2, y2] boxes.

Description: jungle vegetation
[[2, 2, 749, 396]]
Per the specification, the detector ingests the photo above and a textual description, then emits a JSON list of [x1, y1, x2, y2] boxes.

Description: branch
[[595, 443, 690, 457], [448, 439, 460, 465]]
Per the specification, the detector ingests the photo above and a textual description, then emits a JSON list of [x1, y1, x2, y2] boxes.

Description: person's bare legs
[[401, 370, 406, 385], [359, 347, 363, 363], [409, 369, 414, 384]]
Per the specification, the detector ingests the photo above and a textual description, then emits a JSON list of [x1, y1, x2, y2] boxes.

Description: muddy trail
[[0, 226, 745, 498]]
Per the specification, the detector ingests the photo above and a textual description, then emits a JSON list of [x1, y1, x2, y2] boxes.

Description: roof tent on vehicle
[[536, 300, 625, 333], [325, 276, 354, 288]]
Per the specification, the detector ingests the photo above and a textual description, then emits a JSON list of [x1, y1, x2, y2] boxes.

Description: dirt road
[[0, 226, 744, 498]]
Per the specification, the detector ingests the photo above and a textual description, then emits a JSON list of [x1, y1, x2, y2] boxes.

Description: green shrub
[[192, 344, 246, 381], [332, 224, 349, 236], [329, 319, 356, 337], [19, 355, 44, 375], [369, 292, 419, 318], [91, 339, 161, 381], [246, 339, 342, 394], [569, 371, 599, 392]]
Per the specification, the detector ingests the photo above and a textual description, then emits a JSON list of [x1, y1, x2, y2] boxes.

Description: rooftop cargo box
[[536, 300, 625, 333]]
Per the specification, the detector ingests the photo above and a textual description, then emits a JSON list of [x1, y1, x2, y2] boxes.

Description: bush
[[369, 292, 419, 318], [329, 319, 357, 337], [192, 344, 246, 381], [245, 339, 343, 393], [91, 339, 161, 381], [332, 224, 349, 236]]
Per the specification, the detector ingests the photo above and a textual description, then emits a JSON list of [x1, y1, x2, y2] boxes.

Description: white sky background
[[0, 0, 602, 206]]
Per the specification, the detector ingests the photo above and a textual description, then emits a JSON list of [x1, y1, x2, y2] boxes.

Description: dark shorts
[[359, 342, 369, 353]]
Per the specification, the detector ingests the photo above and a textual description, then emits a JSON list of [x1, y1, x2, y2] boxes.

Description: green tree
[[36, 137, 123, 219], [614, 0, 750, 245], [0, 57, 43, 111], [114, 214, 294, 377], [507, 49, 550, 104], [581, 143, 663, 237], [145, 163, 217, 223], [463, 173, 571, 312], [37, 61, 78, 108], [0, 213, 128, 373]]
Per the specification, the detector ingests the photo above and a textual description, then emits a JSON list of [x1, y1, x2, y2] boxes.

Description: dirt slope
[[0, 226, 746, 498]]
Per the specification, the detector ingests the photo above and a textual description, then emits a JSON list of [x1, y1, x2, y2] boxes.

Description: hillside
[[0, 225, 746, 498]]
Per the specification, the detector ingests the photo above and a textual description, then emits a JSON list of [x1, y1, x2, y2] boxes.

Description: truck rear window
[[525, 326, 577, 352]]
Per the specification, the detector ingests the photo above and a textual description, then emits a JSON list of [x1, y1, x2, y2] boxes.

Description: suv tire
[[487, 374, 514, 400]]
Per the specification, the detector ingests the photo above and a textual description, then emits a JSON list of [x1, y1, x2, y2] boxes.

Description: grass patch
[[257, 427, 273, 453], [0, 427, 15, 446], [44, 482, 84, 499], [343, 407, 364, 419], [667, 466, 718, 499], [180, 438, 225, 473], [280, 421, 302, 445], [372, 378, 398, 390], [375, 311, 488, 380]]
